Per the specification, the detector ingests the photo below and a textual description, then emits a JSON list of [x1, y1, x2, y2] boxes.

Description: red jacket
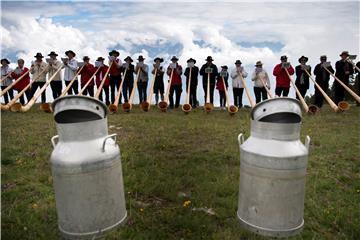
[[109, 59, 121, 76], [95, 65, 110, 87], [80, 64, 96, 87], [11, 67, 30, 91], [167, 64, 182, 85], [216, 78, 225, 91], [273, 63, 295, 88]]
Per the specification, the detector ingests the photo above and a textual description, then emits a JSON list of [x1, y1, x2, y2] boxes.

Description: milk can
[[50, 95, 127, 239], [237, 97, 310, 237]]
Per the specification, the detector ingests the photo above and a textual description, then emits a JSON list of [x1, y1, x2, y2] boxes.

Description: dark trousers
[[18, 89, 32, 105], [295, 84, 307, 100], [50, 81, 62, 100], [334, 82, 346, 105], [98, 85, 110, 105], [110, 75, 122, 104], [189, 85, 197, 107], [203, 84, 215, 104], [233, 88, 244, 108], [137, 81, 148, 103], [31, 82, 46, 103], [169, 84, 182, 108], [122, 81, 133, 103], [1, 86, 14, 104], [219, 90, 226, 107], [275, 87, 290, 97], [65, 80, 78, 95], [314, 83, 328, 108], [83, 86, 94, 97], [254, 87, 268, 103]]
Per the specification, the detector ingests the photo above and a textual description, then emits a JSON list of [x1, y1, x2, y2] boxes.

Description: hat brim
[[34, 55, 44, 58], [1, 59, 10, 64], [65, 51, 76, 57]]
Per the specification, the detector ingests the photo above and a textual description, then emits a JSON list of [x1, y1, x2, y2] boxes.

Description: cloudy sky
[[1, 0, 359, 105]]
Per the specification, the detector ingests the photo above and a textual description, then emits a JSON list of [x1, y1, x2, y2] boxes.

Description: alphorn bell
[[204, 70, 214, 113], [141, 67, 157, 112], [12, 65, 63, 112], [109, 68, 127, 113], [284, 67, 318, 114], [122, 68, 141, 112], [182, 67, 192, 114], [221, 76, 238, 115], [303, 68, 343, 112], [1, 67, 48, 111], [94, 62, 113, 100], [158, 68, 174, 112], [78, 67, 101, 95], [323, 66, 360, 105], [238, 70, 256, 108], [0, 68, 31, 97]]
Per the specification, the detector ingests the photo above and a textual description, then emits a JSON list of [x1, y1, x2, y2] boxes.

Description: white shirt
[[63, 58, 78, 81], [31, 61, 48, 82], [1, 66, 13, 86], [48, 59, 62, 81], [251, 68, 271, 88], [231, 67, 248, 88]]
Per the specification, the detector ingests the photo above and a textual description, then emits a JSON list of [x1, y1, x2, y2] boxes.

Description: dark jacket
[[335, 60, 354, 84], [152, 66, 164, 88], [200, 63, 218, 86], [295, 65, 311, 89], [122, 63, 135, 83], [356, 61, 360, 74], [314, 63, 334, 87], [184, 66, 199, 87]]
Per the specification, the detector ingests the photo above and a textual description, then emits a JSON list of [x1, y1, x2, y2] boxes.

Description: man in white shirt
[[135, 55, 149, 103], [251, 61, 271, 103], [230, 60, 248, 108], [30, 53, 49, 103], [1, 58, 14, 104], [48, 51, 63, 99], [63, 50, 78, 95]]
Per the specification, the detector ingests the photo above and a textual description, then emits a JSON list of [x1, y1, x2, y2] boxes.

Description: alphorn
[[78, 67, 101, 95], [109, 68, 127, 113], [1, 67, 48, 111], [59, 65, 85, 97], [258, 73, 273, 99], [122, 68, 141, 112], [94, 62, 113, 100], [238, 70, 256, 108], [221, 76, 238, 115], [323, 66, 360, 104], [303, 68, 343, 112], [0, 68, 31, 97], [182, 67, 192, 114], [204, 71, 214, 113], [284, 68, 318, 113], [11, 65, 63, 112], [158, 68, 174, 112], [0, 70, 14, 84], [140, 67, 157, 112], [346, 57, 360, 72]]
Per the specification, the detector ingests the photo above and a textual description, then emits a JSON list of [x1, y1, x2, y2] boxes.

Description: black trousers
[[203, 84, 215, 104], [1, 86, 14, 104], [254, 87, 268, 103], [295, 84, 307, 100], [334, 81, 347, 105], [50, 81, 62, 100], [275, 87, 290, 97], [98, 85, 110, 105], [187, 84, 197, 107], [110, 75, 122, 104], [314, 83, 328, 108], [137, 81, 148, 103], [83, 85, 94, 97], [219, 90, 226, 107], [233, 88, 244, 108], [122, 81, 133, 103], [65, 80, 78, 95], [18, 89, 32, 105], [169, 84, 182, 108], [31, 82, 46, 103]]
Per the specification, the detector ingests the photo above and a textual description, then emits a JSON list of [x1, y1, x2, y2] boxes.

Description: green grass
[[1, 104, 360, 239]]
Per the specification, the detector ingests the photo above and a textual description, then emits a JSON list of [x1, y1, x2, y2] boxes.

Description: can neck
[[250, 120, 300, 141]]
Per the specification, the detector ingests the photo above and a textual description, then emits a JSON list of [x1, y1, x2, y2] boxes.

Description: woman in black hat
[[216, 65, 229, 110], [334, 51, 354, 104], [48, 51, 63, 99], [295, 56, 311, 99], [200, 56, 218, 104], [30, 53, 48, 103], [1, 58, 14, 104], [184, 58, 199, 108], [166, 56, 183, 108], [122, 56, 135, 103], [152, 57, 165, 105]]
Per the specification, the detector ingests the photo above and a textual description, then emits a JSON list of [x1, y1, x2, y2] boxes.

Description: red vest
[[11, 67, 30, 91], [273, 64, 295, 88], [80, 64, 96, 87], [109, 59, 121, 76], [95, 65, 110, 87]]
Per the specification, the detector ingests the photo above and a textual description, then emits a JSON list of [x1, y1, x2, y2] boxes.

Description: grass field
[[1, 103, 360, 240]]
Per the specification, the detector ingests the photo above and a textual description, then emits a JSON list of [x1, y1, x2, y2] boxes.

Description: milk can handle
[[305, 135, 311, 151], [238, 133, 245, 146], [102, 134, 117, 152], [51, 135, 59, 148]]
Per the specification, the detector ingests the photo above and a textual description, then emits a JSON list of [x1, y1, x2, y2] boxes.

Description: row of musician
[[1, 50, 360, 114]]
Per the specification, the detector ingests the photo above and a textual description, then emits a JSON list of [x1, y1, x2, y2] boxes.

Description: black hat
[[109, 50, 120, 56], [205, 56, 213, 61], [255, 61, 263, 66], [221, 65, 228, 70], [154, 57, 164, 63], [187, 58, 196, 63], [34, 53, 44, 58], [280, 55, 287, 60], [124, 56, 133, 62], [235, 60, 242, 65], [65, 50, 76, 57], [48, 51, 58, 57], [298, 56, 308, 63], [137, 55, 145, 61], [1, 58, 10, 64], [83, 56, 90, 61], [340, 51, 349, 57], [97, 57, 105, 61], [320, 55, 327, 60], [171, 56, 179, 61]]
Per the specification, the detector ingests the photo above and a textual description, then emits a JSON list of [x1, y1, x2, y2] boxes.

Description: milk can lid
[[251, 98, 302, 123], [52, 96, 108, 123]]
